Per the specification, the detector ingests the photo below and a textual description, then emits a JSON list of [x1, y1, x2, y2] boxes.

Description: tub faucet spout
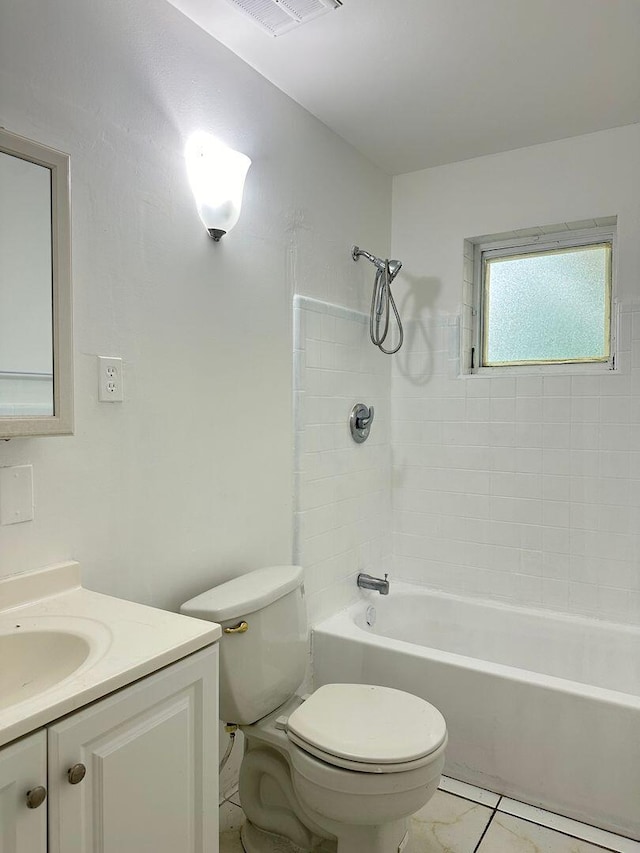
[[357, 573, 389, 595]]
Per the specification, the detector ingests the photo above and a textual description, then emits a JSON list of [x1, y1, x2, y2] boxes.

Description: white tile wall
[[293, 296, 391, 623], [295, 292, 640, 626], [391, 304, 640, 624]]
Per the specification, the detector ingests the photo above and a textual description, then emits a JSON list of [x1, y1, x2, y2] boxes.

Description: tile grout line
[[438, 788, 502, 810], [496, 811, 638, 853], [220, 788, 240, 808], [447, 780, 639, 853], [497, 796, 640, 853], [472, 797, 502, 853]]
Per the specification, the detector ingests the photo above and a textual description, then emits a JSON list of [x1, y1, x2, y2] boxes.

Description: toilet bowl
[[181, 566, 448, 853], [287, 683, 446, 852], [240, 686, 446, 853]]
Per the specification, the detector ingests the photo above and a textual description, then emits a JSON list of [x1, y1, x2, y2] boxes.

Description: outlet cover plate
[[98, 356, 123, 402], [0, 465, 34, 525]]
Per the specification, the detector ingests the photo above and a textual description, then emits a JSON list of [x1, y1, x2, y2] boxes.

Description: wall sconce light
[[185, 132, 251, 241]]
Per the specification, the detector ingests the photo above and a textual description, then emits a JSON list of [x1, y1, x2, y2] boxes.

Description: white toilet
[[181, 565, 447, 853]]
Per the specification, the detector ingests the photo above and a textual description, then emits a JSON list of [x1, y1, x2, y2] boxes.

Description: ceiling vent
[[226, 0, 342, 37]]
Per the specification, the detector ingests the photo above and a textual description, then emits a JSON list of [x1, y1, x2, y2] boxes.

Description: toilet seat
[[286, 683, 447, 774]]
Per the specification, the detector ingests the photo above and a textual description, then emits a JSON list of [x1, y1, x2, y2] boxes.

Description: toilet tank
[[181, 565, 308, 724]]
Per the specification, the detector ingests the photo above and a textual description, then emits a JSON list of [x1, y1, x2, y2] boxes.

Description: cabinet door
[[0, 731, 47, 853], [48, 646, 218, 853]]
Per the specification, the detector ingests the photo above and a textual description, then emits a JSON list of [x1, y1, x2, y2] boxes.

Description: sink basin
[[0, 562, 218, 750], [0, 629, 92, 710]]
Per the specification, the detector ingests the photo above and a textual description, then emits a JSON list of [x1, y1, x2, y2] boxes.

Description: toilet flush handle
[[223, 621, 249, 634]]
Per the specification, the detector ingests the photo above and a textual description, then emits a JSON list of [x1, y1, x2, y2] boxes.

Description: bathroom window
[[468, 222, 616, 372]]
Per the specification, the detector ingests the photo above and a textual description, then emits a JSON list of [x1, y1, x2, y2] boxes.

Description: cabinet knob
[[67, 763, 87, 785], [26, 786, 47, 809]]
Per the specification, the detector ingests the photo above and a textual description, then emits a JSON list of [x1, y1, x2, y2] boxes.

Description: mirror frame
[[0, 128, 73, 438]]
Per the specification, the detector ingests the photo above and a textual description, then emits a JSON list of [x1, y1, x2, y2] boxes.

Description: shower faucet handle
[[356, 405, 374, 429], [350, 403, 374, 443]]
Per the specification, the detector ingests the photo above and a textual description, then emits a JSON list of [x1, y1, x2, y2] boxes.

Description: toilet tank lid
[[180, 565, 304, 623]]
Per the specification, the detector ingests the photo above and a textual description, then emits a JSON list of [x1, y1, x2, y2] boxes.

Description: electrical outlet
[[98, 356, 124, 402]]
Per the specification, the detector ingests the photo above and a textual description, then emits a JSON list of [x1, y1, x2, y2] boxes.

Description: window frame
[[470, 225, 617, 376]]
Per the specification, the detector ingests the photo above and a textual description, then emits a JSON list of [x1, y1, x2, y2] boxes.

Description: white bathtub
[[312, 583, 640, 840]]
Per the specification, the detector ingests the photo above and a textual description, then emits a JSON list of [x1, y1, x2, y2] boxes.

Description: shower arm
[[353, 246, 402, 282], [352, 246, 384, 270]]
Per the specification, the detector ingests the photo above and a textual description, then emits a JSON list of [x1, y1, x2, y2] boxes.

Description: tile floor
[[219, 775, 640, 853]]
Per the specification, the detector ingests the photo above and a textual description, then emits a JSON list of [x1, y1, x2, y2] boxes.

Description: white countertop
[[0, 562, 220, 748]]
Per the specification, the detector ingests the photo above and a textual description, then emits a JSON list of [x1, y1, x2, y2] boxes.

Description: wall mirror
[[0, 128, 73, 438]]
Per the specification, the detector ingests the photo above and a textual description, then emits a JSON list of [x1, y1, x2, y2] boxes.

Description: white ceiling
[[166, 0, 640, 175]]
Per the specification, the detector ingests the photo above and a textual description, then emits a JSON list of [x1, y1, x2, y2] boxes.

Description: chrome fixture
[[352, 247, 402, 278], [357, 573, 389, 595], [185, 132, 251, 241], [350, 402, 374, 444], [352, 246, 404, 354]]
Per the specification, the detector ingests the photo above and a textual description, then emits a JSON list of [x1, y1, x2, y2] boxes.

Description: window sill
[[463, 361, 616, 379]]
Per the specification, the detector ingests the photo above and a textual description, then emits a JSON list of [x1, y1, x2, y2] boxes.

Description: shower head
[[352, 246, 403, 282], [387, 259, 402, 281], [352, 245, 405, 354]]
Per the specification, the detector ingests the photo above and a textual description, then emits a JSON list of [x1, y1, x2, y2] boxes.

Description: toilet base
[[241, 819, 336, 853], [332, 819, 408, 853], [240, 816, 410, 853]]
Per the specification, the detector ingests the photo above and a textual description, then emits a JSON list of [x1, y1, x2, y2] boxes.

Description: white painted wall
[[391, 124, 640, 623], [0, 0, 390, 612]]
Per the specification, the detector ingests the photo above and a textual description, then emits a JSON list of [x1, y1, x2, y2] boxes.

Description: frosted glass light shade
[[185, 132, 251, 240]]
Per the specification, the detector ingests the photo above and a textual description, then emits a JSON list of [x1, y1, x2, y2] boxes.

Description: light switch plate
[[0, 465, 34, 525]]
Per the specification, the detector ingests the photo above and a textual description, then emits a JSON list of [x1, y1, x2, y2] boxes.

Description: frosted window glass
[[483, 244, 611, 366]]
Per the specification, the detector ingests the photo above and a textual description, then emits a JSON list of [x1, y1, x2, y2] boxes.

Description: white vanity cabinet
[[0, 645, 218, 853], [0, 730, 47, 853]]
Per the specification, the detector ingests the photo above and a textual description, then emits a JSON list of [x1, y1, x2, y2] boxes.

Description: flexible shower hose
[[370, 261, 403, 354]]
